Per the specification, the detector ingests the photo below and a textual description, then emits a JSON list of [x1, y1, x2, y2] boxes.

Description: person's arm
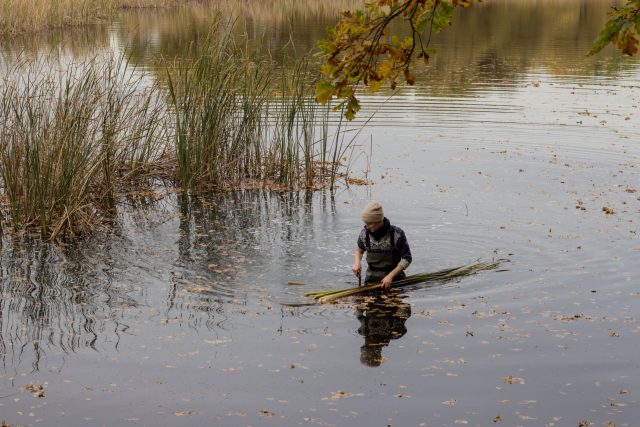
[[353, 231, 366, 284], [380, 265, 404, 290], [381, 229, 412, 290], [352, 248, 363, 282]]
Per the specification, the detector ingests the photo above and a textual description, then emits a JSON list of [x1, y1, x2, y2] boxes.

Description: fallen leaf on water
[[493, 415, 502, 423], [347, 178, 369, 186], [260, 410, 274, 417], [454, 420, 468, 425], [174, 411, 192, 416], [578, 420, 590, 427], [321, 390, 364, 401], [504, 375, 526, 385], [602, 206, 615, 215], [626, 188, 637, 193], [204, 337, 232, 345], [519, 415, 536, 420], [442, 399, 457, 406], [303, 417, 335, 426], [547, 416, 562, 425], [394, 393, 412, 398], [21, 384, 45, 398]]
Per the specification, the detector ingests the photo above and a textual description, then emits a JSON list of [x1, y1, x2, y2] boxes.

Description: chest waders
[[364, 227, 406, 284]]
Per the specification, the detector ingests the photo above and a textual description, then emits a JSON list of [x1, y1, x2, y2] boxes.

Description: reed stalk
[[305, 260, 506, 303]]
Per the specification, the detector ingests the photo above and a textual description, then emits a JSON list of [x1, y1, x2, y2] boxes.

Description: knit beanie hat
[[361, 201, 384, 223]]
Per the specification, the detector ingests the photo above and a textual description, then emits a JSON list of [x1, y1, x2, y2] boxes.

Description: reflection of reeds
[[216, 0, 360, 23], [0, 237, 138, 370]]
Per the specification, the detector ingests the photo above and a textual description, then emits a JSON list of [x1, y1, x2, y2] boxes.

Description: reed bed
[[0, 0, 187, 36], [165, 27, 351, 192], [0, 0, 111, 35], [0, 24, 356, 239], [0, 54, 169, 238], [305, 260, 505, 304]]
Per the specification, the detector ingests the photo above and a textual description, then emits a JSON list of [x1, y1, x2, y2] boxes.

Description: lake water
[[1, 1, 639, 426]]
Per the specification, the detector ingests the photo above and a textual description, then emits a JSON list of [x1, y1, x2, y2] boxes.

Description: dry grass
[[0, 0, 113, 35], [0, 0, 364, 36], [0, 0, 187, 36]]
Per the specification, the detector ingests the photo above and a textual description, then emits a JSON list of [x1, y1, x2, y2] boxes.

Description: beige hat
[[361, 201, 384, 223]]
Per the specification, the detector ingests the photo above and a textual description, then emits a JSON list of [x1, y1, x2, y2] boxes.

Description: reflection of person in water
[[356, 295, 411, 367]]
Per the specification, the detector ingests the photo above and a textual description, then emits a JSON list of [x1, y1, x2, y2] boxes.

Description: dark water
[[1, 1, 640, 426]]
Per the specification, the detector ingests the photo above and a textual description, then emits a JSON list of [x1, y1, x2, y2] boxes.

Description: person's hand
[[352, 264, 361, 279], [380, 275, 393, 290]]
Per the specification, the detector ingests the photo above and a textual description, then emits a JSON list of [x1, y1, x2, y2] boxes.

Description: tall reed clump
[[166, 31, 270, 190], [0, 54, 168, 238], [0, 22, 360, 239], [166, 27, 350, 192], [267, 58, 331, 190]]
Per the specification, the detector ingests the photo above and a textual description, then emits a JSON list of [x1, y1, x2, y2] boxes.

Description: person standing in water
[[352, 201, 412, 289]]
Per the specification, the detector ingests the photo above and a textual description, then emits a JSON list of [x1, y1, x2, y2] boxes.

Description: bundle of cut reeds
[[305, 260, 505, 304]]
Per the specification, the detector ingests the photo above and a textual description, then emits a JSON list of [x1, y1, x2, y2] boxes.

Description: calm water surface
[[1, 1, 639, 426]]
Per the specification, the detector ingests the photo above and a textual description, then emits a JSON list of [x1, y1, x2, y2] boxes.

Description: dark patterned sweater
[[357, 220, 412, 270]]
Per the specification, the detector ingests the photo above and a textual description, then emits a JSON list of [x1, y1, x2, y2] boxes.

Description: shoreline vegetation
[[0, 0, 188, 36], [0, 0, 362, 37], [0, 22, 358, 240]]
